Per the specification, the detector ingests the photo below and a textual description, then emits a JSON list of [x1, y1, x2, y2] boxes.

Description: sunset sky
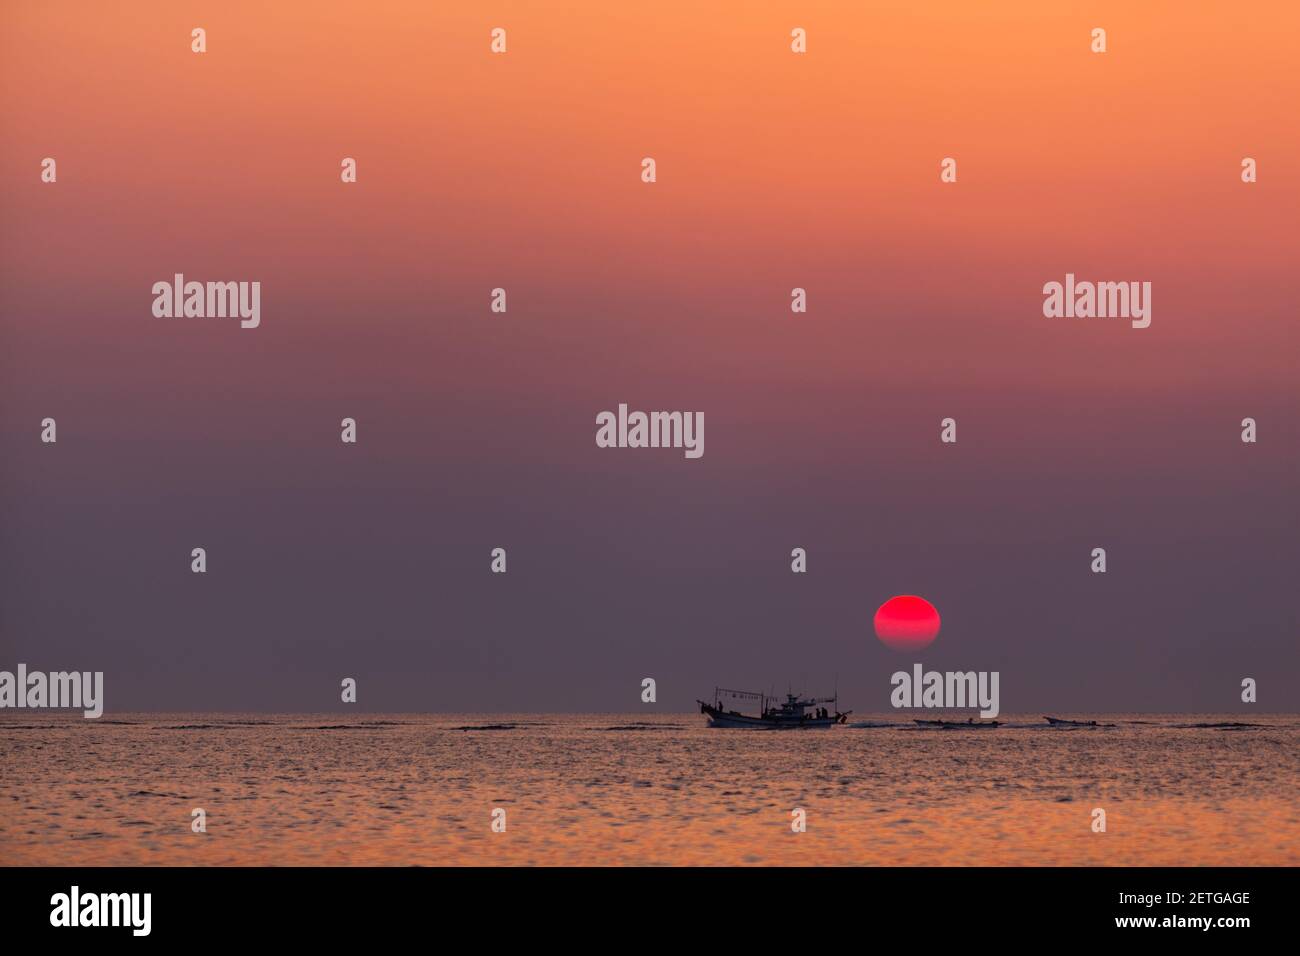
[[1, 1, 1296, 712]]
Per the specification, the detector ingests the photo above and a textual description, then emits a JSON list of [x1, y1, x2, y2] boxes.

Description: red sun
[[874, 595, 941, 652]]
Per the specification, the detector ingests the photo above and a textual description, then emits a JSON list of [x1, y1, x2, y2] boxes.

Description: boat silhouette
[[698, 687, 848, 729]]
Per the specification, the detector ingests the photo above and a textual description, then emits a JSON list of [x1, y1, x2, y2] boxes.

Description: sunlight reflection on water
[[2, 713, 1296, 865]]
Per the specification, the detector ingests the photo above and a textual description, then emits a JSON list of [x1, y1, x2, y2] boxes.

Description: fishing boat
[[913, 718, 1001, 728], [698, 687, 849, 729], [1044, 716, 1116, 727]]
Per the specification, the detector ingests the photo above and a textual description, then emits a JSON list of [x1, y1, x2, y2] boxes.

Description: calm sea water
[[2, 713, 1296, 866]]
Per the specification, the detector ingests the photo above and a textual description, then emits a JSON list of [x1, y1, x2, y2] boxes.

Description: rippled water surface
[[2, 713, 1296, 865]]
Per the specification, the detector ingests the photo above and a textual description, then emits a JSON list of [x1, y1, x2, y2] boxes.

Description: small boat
[[1044, 716, 1099, 727], [698, 687, 849, 729], [913, 718, 1001, 728]]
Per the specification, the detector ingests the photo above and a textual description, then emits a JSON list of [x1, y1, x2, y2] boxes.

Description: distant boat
[[914, 718, 1001, 728], [1044, 716, 1099, 727], [1044, 716, 1116, 727], [698, 687, 849, 729]]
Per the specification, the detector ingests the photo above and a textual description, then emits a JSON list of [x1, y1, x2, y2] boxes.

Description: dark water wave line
[[452, 724, 520, 731]]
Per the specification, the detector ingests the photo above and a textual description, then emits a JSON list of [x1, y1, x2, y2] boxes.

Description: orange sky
[[4, 2, 1296, 347]]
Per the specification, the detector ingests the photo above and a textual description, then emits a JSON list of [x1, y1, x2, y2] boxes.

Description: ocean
[[2, 713, 1296, 866]]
